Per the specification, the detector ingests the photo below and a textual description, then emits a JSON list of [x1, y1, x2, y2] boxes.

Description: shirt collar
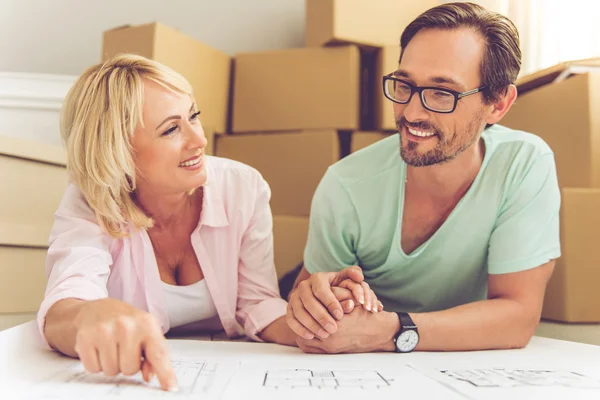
[[198, 159, 229, 228]]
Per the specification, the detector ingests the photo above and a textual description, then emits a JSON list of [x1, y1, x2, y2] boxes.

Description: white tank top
[[162, 279, 218, 329]]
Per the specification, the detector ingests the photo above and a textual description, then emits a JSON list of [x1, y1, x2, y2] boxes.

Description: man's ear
[[486, 84, 517, 125]]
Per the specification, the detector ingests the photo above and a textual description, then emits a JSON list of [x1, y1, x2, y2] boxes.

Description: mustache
[[396, 117, 440, 134]]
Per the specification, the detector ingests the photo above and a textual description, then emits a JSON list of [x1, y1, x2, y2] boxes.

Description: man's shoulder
[[483, 125, 558, 201], [485, 124, 554, 161], [328, 133, 401, 188]]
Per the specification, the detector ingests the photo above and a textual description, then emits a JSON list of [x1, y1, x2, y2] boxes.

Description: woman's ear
[[486, 84, 518, 125]]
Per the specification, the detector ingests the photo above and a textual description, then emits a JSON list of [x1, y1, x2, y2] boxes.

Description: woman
[[39, 54, 378, 392], [37, 53, 294, 392]]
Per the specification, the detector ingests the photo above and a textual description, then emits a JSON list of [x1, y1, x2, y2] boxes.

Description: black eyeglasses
[[382, 73, 487, 113]]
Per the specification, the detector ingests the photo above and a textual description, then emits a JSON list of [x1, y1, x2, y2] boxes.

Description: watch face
[[396, 330, 419, 352]]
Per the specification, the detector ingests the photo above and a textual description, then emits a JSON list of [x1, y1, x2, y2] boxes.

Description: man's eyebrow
[[393, 70, 466, 90], [430, 75, 465, 90], [393, 70, 410, 79]]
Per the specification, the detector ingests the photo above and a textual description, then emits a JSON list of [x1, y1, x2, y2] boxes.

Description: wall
[[3, 0, 599, 77], [0, 0, 305, 75]]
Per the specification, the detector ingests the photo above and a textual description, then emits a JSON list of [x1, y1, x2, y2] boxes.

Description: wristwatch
[[393, 312, 419, 353]]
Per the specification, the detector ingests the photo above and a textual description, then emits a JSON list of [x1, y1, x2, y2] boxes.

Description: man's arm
[[296, 260, 555, 353], [396, 152, 559, 351], [409, 260, 555, 351]]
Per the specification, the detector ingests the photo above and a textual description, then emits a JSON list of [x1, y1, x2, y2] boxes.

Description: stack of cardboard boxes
[[219, 0, 435, 279], [0, 136, 68, 328], [502, 59, 600, 323], [47, 3, 600, 327], [99, 4, 600, 317]]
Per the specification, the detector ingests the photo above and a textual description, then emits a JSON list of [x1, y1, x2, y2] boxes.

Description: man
[[286, 2, 560, 354]]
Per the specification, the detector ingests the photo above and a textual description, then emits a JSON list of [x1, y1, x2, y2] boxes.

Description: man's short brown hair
[[400, 2, 521, 103]]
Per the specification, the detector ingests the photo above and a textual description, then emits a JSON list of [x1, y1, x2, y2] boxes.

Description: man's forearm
[[408, 298, 540, 351]]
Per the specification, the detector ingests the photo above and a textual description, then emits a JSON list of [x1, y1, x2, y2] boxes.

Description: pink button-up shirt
[[37, 156, 288, 345]]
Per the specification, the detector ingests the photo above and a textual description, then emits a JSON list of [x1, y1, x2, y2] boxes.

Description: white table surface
[[1, 321, 600, 399]]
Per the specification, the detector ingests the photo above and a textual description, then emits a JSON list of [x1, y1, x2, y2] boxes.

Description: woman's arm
[[257, 316, 297, 346], [234, 172, 293, 345], [44, 298, 86, 356], [41, 185, 177, 390], [45, 296, 178, 391], [38, 184, 113, 347]]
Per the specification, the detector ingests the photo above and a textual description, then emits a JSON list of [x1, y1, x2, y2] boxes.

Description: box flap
[[104, 23, 133, 32], [0, 135, 66, 166], [0, 223, 50, 247], [104, 21, 160, 33], [516, 58, 600, 96]]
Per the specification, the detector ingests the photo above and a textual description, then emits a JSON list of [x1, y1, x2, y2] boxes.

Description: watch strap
[[397, 312, 418, 333]]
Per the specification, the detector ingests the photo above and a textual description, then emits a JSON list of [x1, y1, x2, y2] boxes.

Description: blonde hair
[[61, 53, 194, 238]]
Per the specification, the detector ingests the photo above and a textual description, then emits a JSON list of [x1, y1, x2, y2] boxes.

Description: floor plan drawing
[[20, 358, 236, 399], [439, 368, 600, 388], [262, 369, 394, 390]]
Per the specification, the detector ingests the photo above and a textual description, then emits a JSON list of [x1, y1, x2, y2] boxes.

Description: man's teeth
[[179, 157, 201, 167], [408, 127, 435, 137]]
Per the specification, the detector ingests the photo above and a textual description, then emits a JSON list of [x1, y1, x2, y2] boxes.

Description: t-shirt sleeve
[[487, 153, 561, 274], [303, 168, 359, 274]]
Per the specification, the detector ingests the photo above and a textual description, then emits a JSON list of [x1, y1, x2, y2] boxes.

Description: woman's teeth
[[179, 157, 201, 167]]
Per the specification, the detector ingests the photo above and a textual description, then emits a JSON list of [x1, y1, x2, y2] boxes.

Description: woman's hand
[[286, 267, 383, 340], [335, 279, 384, 315], [72, 298, 178, 391]]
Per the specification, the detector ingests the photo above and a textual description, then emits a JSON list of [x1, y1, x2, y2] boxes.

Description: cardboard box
[[542, 188, 600, 322], [0, 136, 68, 247], [232, 46, 376, 133], [305, 0, 438, 48], [273, 216, 309, 279], [102, 22, 232, 134], [0, 247, 48, 313], [204, 127, 216, 156], [514, 58, 600, 97], [501, 67, 600, 187], [0, 313, 35, 331], [0, 136, 68, 314], [216, 130, 351, 216], [374, 46, 400, 131], [351, 132, 392, 153]]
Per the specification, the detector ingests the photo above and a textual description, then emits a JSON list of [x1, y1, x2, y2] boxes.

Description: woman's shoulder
[[57, 182, 98, 219], [204, 156, 270, 213], [57, 183, 122, 237], [205, 156, 266, 187], [50, 182, 120, 247]]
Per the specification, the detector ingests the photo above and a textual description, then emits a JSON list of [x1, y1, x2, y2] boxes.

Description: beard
[[396, 113, 484, 167]]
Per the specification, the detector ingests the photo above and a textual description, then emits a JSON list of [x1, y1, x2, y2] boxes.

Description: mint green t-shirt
[[304, 125, 561, 313]]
